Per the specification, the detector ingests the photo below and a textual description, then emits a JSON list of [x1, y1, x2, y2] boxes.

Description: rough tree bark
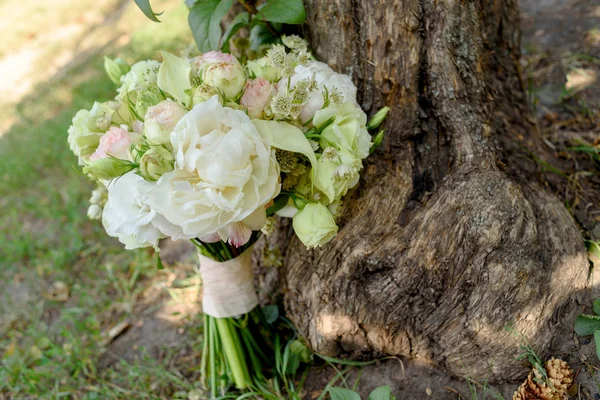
[[282, 0, 590, 381]]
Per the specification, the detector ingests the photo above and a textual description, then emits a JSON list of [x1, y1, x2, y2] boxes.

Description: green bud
[[83, 157, 136, 181], [104, 57, 130, 85], [139, 146, 174, 181], [233, 37, 251, 50], [135, 90, 163, 118], [366, 106, 390, 130], [192, 84, 219, 107], [370, 129, 385, 155], [246, 57, 280, 83], [292, 196, 308, 210]]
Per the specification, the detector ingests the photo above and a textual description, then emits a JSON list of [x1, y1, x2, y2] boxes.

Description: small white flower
[[87, 204, 102, 220], [334, 164, 355, 181], [322, 147, 338, 161], [90, 186, 107, 204], [308, 140, 320, 151]]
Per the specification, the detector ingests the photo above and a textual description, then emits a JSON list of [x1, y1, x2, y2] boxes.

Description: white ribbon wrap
[[198, 247, 258, 318]]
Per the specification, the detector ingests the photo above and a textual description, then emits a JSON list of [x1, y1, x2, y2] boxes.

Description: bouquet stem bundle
[[193, 235, 273, 397]]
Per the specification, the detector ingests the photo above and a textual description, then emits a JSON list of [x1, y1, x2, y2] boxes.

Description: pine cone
[[512, 358, 573, 400]]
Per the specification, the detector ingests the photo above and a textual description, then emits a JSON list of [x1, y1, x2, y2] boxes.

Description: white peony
[[102, 172, 183, 249], [286, 61, 358, 123], [146, 96, 280, 246]]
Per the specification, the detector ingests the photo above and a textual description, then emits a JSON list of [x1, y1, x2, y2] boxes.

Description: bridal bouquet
[[68, 34, 386, 395]]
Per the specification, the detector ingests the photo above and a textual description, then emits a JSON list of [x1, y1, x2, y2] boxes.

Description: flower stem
[[215, 317, 249, 389]]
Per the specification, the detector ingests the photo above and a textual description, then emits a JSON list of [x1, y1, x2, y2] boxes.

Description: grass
[[0, 1, 206, 398]]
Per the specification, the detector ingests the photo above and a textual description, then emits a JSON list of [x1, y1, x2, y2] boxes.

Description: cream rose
[[193, 51, 246, 100], [146, 96, 280, 246], [144, 100, 188, 145]]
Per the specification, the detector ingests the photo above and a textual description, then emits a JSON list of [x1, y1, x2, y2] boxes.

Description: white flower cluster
[[68, 37, 385, 250]]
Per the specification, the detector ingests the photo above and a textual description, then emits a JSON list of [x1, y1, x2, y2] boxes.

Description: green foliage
[[506, 327, 549, 386], [329, 387, 363, 400], [266, 193, 289, 216], [188, 0, 235, 53], [575, 297, 600, 362], [221, 11, 250, 53], [328, 385, 396, 400], [255, 0, 306, 24], [249, 22, 279, 50], [133, 0, 162, 22], [587, 240, 600, 261], [133, 0, 307, 53], [368, 386, 395, 400]]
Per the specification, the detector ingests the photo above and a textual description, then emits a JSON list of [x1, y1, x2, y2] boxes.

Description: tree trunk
[[282, 0, 590, 382]]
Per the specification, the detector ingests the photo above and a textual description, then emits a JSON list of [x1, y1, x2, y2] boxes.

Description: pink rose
[[240, 77, 275, 118], [90, 126, 137, 161], [192, 51, 237, 69]]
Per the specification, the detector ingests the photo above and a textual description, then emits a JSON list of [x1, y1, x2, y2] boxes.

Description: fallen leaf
[[45, 281, 69, 302]]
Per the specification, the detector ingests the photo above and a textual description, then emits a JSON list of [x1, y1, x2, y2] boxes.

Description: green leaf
[[157, 52, 191, 104], [134, 0, 162, 22], [255, 0, 306, 24], [594, 298, 600, 316], [249, 22, 278, 51], [156, 255, 165, 270], [595, 331, 600, 361], [586, 240, 600, 268], [188, 0, 234, 53], [329, 387, 362, 400], [368, 386, 392, 400], [574, 314, 600, 336], [266, 194, 289, 216], [221, 12, 250, 52], [289, 339, 312, 363]]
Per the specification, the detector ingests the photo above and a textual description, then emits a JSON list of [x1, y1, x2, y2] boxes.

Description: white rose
[[117, 60, 160, 97], [102, 172, 183, 249], [311, 102, 372, 203], [144, 100, 188, 145], [292, 203, 338, 248], [286, 61, 358, 124], [146, 96, 280, 246]]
